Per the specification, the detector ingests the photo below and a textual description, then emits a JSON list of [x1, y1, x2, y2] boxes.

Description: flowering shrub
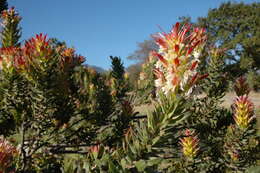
[[1, 7, 21, 48]]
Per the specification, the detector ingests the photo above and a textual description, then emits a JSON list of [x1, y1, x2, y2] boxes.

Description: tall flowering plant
[[152, 23, 207, 96], [0, 33, 87, 171], [116, 23, 211, 172], [79, 29, 259, 172], [1, 7, 21, 47], [222, 77, 259, 172]]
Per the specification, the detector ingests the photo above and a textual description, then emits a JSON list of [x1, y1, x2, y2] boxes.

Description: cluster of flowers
[[152, 22, 207, 96], [179, 81, 256, 160], [0, 34, 84, 72]]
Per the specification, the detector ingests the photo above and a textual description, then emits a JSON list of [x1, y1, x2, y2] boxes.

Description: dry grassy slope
[[136, 92, 260, 112]]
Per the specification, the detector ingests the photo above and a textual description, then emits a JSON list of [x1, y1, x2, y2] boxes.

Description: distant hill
[[87, 65, 106, 73]]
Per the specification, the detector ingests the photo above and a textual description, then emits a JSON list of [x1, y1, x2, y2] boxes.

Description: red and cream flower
[[0, 137, 18, 171], [152, 22, 207, 96], [1, 7, 21, 26], [0, 47, 25, 70]]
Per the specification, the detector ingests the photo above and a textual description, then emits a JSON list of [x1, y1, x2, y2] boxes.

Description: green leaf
[[246, 166, 260, 173], [135, 160, 147, 172]]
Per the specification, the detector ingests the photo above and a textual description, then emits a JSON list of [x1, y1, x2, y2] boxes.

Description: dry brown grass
[[222, 92, 260, 108]]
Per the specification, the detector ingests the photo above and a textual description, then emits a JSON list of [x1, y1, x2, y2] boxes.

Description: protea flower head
[[90, 144, 100, 153], [59, 47, 85, 68], [0, 48, 14, 70], [61, 47, 75, 57], [89, 144, 104, 159], [152, 22, 207, 96], [24, 33, 52, 60], [0, 137, 18, 172], [234, 76, 250, 96], [1, 7, 21, 26], [0, 47, 26, 70], [179, 129, 200, 159], [232, 95, 254, 129]]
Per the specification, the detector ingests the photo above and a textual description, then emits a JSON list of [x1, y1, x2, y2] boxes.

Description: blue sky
[[8, 0, 258, 69]]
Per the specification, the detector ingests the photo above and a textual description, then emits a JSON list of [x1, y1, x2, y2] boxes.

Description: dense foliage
[[198, 2, 260, 89]]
